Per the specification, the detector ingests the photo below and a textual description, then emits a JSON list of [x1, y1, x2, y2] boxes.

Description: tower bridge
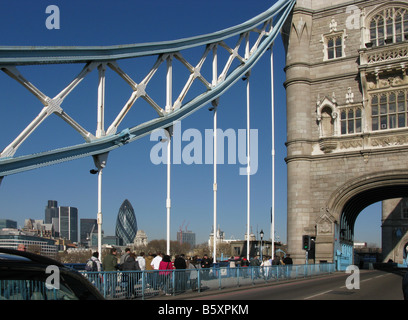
[[1, 0, 408, 268], [284, 0, 408, 266]]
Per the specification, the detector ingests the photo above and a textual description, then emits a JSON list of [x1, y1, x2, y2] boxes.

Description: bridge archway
[[317, 171, 408, 268]]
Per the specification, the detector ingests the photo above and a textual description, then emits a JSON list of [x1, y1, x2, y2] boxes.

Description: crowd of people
[[85, 248, 211, 297], [85, 248, 294, 298], [86, 247, 218, 273]]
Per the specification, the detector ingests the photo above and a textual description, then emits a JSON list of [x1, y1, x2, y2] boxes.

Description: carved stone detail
[[371, 135, 408, 147], [316, 212, 335, 235]]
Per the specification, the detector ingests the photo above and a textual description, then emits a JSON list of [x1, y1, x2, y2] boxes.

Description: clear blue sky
[[0, 0, 381, 246]]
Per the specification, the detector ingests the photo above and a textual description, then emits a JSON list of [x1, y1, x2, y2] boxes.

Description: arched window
[[369, 7, 408, 46], [321, 106, 334, 137]]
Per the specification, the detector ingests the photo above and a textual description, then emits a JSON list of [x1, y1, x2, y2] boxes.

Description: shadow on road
[[373, 263, 408, 300]]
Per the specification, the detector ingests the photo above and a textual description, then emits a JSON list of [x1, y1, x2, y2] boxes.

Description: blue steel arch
[[0, 0, 295, 178]]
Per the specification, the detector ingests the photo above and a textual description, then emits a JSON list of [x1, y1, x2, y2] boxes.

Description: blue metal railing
[[80, 263, 336, 300]]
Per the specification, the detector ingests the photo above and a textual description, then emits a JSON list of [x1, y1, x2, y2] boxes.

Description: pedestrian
[[120, 248, 131, 264], [121, 252, 140, 298], [282, 254, 293, 278], [272, 255, 281, 265], [282, 254, 293, 265], [136, 252, 146, 271], [144, 252, 155, 287], [188, 257, 199, 291], [261, 256, 272, 279], [159, 255, 175, 295], [86, 251, 102, 272], [174, 254, 187, 292], [121, 252, 140, 270], [241, 257, 249, 278], [145, 252, 154, 270], [200, 254, 212, 280], [103, 247, 118, 271], [102, 247, 119, 297], [151, 252, 163, 270], [151, 252, 163, 290], [85, 251, 102, 290], [272, 255, 283, 279], [241, 257, 249, 267], [200, 254, 212, 268], [249, 256, 261, 278], [229, 256, 236, 268], [174, 254, 187, 269], [250, 256, 260, 266]]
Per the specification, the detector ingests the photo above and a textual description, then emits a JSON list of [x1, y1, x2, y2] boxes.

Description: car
[[0, 247, 104, 300]]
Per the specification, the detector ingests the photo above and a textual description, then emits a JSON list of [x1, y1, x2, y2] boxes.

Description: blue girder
[[0, 0, 296, 177]]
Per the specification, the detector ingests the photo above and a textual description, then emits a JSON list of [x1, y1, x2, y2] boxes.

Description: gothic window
[[340, 108, 362, 135], [371, 91, 408, 130], [369, 7, 408, 46], [323, 32, 345, 60], [327, 35, 343, 59]]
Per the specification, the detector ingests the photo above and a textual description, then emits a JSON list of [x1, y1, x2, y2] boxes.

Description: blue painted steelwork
[[337, 243, 353, 271], [0, 0, 296, 177], [0, 1, 294, 65]]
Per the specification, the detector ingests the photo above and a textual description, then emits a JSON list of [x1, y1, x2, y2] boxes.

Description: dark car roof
[[0, 247, 105, 300], [0, 247, 65, 267]]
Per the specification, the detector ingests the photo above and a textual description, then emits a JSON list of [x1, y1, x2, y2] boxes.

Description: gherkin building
[[115, 199, 138, 245]]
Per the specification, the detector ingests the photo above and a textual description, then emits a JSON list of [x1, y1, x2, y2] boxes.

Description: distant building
[[354, 242, 367, 249], [177, 230, 196, 248], [80, 218, 97, 246], [102, 235, 121, 246], [229, 239, 276, 259], [115, 199, 138, 246], [208, 226, 225, 248], [45, 200, 58, 224], [23, 219, 54, 238], [0, 228, 57, 258], [44, 200, 79, 241], [0, 219, 17, 229], [59, 206, 78, 243], [134, 230, 148, 247]]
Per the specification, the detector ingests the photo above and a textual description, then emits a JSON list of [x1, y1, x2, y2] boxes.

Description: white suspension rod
[[246, 74, 251, 261], [212, 44, 218, 264], [97, 168, 103, 260], [270, 45, 275, 260], [165, 55, 173, 256], [245, 33, 251, 261], [166, 132, 171, 256]]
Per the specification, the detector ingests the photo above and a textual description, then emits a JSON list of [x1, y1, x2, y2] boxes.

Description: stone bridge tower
[[283, 0, 408, 266]]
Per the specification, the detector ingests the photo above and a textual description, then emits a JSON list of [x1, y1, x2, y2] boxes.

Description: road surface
[[186, 269, 405, 300]]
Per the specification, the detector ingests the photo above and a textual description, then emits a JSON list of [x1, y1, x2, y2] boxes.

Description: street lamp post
[[260, 229, 264, 261], [91, 152, 109, 258]]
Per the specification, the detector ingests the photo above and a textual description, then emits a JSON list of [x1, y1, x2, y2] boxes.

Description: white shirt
[[151, 255, 162, 269], [136, 256, 146, 270]]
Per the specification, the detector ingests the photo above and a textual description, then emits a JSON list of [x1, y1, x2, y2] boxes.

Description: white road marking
[[304, 290, 333, 300]]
